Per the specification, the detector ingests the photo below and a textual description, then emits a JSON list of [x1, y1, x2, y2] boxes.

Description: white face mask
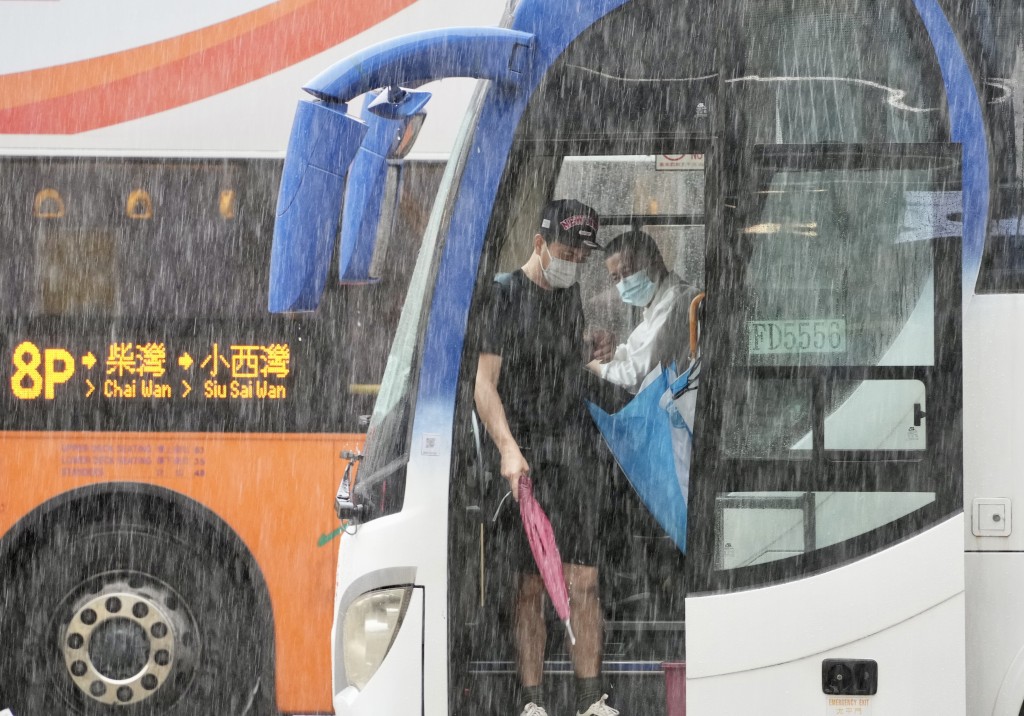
[[541, 244, 580, 288], [616, 269, 658, 307]]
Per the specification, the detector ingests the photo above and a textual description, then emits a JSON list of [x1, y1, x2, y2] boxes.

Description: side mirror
[[269, 100, 367, 313]]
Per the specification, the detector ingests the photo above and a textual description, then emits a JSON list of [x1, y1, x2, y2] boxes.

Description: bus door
[[686, 1, 969, 712], [454, 140, 708, 715], [449, 2, 716, 711]]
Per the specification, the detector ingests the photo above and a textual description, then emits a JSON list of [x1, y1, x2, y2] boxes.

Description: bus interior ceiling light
[[342, 586, 414, 690]]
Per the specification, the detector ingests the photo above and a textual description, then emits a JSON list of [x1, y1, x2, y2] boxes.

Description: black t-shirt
[[479, 269, 591, 444]]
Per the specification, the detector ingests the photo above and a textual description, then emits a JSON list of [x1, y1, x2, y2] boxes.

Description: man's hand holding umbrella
[[501, 446, 531, 501]]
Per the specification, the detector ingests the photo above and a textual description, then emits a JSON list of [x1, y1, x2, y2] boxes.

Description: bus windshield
[[356, 86, 487, 507]]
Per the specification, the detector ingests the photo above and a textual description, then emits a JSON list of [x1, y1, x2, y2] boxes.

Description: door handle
[[913, 403, 927, 427]]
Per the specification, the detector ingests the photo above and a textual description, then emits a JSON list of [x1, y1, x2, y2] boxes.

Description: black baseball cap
[[538, 199, 601, 249]]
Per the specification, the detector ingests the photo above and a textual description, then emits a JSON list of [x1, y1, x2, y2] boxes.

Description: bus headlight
[[342, 586, 413, 689]]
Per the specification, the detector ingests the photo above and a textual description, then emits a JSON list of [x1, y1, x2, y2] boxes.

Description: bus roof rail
[[303, 27, 536, 103]]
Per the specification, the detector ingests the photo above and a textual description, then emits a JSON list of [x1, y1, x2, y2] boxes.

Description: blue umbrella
[[587, 363, 696, 553]]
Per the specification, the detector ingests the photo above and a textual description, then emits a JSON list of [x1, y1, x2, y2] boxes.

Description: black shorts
[[495, 437, 614, 571]]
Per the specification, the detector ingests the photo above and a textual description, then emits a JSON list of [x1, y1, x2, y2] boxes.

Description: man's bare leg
[[564, 563, 602, 678], [516, 572, 547, 692]]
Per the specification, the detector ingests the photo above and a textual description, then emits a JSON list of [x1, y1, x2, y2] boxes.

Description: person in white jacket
[[587, 230, 701, 393]]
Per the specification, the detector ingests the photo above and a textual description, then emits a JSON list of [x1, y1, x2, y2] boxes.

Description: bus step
[[468, 660, 669, 675], [464, 660, 686, 716]]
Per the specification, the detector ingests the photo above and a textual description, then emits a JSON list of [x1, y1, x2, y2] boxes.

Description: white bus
[[268, 0, 1024, 714]]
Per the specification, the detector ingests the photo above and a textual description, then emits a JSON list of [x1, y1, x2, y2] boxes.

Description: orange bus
[[0, 156, 438, 714]]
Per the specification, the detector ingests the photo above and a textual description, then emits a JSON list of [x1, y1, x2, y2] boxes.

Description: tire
[[0, 493, 274, 716]]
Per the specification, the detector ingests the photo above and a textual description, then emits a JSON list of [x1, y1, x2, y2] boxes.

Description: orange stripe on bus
[[0, 0, 415, 133]]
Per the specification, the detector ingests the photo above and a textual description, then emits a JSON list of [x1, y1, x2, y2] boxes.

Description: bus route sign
[[9, 339, 291, 403]]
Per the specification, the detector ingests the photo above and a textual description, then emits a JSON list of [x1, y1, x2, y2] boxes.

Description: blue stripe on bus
[[912, 0, 990, 312]]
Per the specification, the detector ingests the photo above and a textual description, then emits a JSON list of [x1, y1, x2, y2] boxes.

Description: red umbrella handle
[[519, 474, 532, 498]]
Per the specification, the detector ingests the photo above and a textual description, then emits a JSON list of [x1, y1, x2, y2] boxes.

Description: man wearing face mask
[[587, 229, 702, 393], [475, 199, 620, 716]]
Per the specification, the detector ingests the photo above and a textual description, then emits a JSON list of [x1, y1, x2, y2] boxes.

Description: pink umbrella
[[518, 474, 576, 645]]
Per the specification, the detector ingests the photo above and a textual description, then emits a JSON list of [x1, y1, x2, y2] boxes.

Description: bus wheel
[[0, 500, 272, 715]]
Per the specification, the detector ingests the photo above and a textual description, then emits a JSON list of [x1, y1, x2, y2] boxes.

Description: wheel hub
[[63, 591, 177, 706], [88, 617, 151, 681]]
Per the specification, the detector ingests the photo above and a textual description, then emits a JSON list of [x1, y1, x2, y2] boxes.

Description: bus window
[[733, 0, 946, 146], [553, 155, 706, 339], [692, 0, 963, 594], [719, 379, 813, 460], [715, 491, 936, 570], [824, 379, 928, 451], [699, 143, 962, 591], [739, 164, 938, 369], [353, 100, 485, 521]]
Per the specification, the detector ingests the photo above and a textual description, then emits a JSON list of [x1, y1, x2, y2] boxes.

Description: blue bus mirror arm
[[302, 27, 536, 104], [269, 100, 367, 313]]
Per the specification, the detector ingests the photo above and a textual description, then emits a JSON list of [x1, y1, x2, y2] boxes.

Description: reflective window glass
[[735, 0, 945, 146], [694, 0, 961, 594], [825, 379, 927, 451], [738, 165, 940, 369], [715, 491, 936, 570], [974, 1, 1024, 292], [719, 379, 812, 459]]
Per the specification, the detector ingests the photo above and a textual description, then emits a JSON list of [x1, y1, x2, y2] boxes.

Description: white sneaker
[[576, 694, 619, 716], [520, 702, 549, 716]]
